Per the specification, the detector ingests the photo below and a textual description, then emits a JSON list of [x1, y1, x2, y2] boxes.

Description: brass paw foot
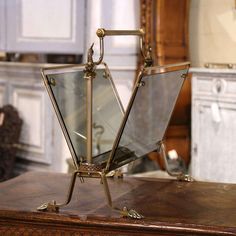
[[177, 174, 194, 182], [37, 200, 59, 212], [121, 207, 144, 219]]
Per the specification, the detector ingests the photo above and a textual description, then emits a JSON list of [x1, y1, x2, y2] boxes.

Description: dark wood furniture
[[0, 105, 22, 181], [0, 171, 236, 235], [140, 0, 191, 167]]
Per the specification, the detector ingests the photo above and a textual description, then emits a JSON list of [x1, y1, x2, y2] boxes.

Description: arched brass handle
[[91, 28, 152, 67]]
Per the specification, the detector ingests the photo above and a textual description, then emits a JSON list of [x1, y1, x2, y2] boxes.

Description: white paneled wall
[[191, 68, 236, 183], [4, 0, 85, 53], [0, 1, 140, 174], [0, 62, 70, 174], [12, 87, 47, 162], [21, 0, 73, 39], [0, 83, 5, 107], [85, 0, 140, 109]]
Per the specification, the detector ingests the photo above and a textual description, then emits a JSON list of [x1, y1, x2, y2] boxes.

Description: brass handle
[[205, 63, 234, 69], [95, 28, 152, 67], [96, 28, 144, 38]]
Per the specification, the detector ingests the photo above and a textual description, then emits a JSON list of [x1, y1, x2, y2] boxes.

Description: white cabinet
[[10, 85, 51, 164], [0, 0, 5, 51], [0, 62, 69, 174], [1, 0, 85, 53], [191, 68, 236, 183]]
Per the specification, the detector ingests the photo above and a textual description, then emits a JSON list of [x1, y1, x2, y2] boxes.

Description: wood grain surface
[[0, 172, 236, 235]]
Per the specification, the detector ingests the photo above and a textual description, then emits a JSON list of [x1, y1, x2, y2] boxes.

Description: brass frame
[[38, 28, 192, 218], [83, 29, 151, 165], [157, 141, 194, 182], [143, 62, 191, 76], [95, 28, 152, 67], [41, 64, 86, 170], [105, 62, 190, 173]]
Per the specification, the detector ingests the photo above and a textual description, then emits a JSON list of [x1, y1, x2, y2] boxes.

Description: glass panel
[[92, 69, 124, 157], [45, 64, 124, 164], [47, 67, 87, 161], [109, 68, 188, 170]]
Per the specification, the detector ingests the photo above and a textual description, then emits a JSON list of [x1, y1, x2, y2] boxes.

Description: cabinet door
[[6, 0, 85, 54], [0, 0, 6, 51], [191, 99, 236, 183]]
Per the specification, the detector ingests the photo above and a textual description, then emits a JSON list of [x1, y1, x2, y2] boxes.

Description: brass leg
[[37, 169, 144, 218], [100, 172, 144, 219], [100, 172, 112, 208], [158, 142, 194, 182], [37, 170, 79, 212]]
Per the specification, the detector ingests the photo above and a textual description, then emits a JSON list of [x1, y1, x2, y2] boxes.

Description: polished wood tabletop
[[0, 171, 236, 235]]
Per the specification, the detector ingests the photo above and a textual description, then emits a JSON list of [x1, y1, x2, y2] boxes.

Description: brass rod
[[143, 62, 190, 75], [86, 76, 93, 164], [59, 170, 79, 207], [100, 172, 112, 207], [96, 28, 144, 38]]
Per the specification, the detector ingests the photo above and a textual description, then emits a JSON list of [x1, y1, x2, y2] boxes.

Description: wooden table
[[0, 172, 236, 235]]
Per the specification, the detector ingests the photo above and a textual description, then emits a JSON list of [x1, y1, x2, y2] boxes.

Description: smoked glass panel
[[45, 65, 124, 163], [108, 68, 188, 170]]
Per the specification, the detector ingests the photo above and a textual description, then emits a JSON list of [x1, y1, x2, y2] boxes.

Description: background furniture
[[0, 171, 236, 235], [191, 68, 236, 183], [0, 62, 69, 174], [0, 0, 85, 53], [0, 1, 141, 176], [140, 0, 191, 167]]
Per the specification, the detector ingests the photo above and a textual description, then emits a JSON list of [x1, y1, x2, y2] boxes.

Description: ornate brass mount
[[96, 28, 152, 67], [37, 163, 143, 219], [85, 28, 153, 74], [157, 141, 194, 182]]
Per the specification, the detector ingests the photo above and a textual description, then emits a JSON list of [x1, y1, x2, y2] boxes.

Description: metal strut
[[157, 141, 194, 182], [37, 170, 80, 212]]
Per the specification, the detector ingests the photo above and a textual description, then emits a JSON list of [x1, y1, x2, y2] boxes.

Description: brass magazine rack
[[38, 28, 191, 219]]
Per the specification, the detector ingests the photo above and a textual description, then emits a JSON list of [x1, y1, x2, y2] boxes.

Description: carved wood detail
[[140, 0, 191, 167]]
